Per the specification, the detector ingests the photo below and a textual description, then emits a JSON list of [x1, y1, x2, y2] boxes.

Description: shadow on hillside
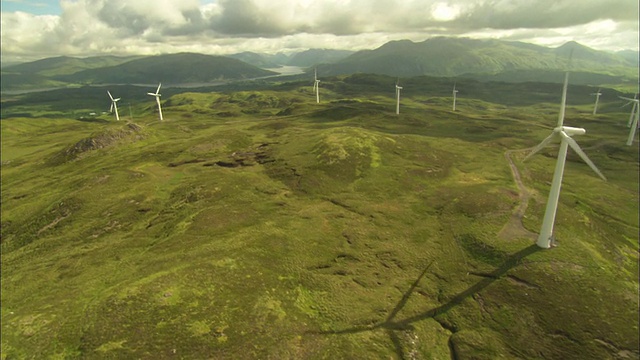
[[308, 243, 541, 359]]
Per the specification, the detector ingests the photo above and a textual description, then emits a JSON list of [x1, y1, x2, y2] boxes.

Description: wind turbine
[[395, 78, 403, 115], [524, 71, 606, 249], [312, 68, 320, 104], [147, 83, 163, 121], [590, 88, 602, 115], [452, 82, 459, 111], [619, 96, 639, 146], [107, 91, 120, 121], [622, 93, 638, 128]]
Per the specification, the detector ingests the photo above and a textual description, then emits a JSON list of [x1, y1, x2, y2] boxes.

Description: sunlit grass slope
[[1, 75, 638, 359]]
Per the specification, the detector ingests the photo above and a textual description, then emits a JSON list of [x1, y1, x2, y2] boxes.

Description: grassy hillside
[[55, 53, 278, 85], [2, 55, 142, 77], [227, 52, 285, 69], [0, 54, 279, 91], [1, 56, 141, 91], [0, 73, 69, 92], [1, 74, 638, 359], [287, 49, 355, 67], [321, 37, 637, 81]]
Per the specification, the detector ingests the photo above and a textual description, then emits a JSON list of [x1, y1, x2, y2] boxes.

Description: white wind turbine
[[452, 82, 459, 111], [313, 68, 320, 104], [147, 83, 163, 121], [524, 71, 606, 249], [107, 90, 121, 121], [619, 95, 639, 146], [395, 79, 403, 115], [622, 93, 638, 128], [590, 88, 602, 115]]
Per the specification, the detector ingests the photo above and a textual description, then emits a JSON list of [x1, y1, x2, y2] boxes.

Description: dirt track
[[498, 149, 538, 240]]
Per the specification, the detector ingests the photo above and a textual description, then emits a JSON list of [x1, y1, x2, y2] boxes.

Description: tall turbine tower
[[590, 88, 602, 115], [107, 91, 120, 121], [623, 93, 638, 128], [395, 79, 403, 115], [524, 71, 606, 249], [452, 83, 458, 111], [147, 83, 163, 121], [313, 68, 320, 104], [619, 96, 639, 146]]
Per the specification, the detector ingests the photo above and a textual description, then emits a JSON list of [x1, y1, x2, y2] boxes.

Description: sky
[[1, 0, 638, 63]]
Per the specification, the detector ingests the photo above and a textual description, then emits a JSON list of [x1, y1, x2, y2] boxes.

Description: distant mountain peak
[[556, 41, 590, 51]]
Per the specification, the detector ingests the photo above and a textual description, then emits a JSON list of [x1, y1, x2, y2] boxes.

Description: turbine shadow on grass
[[309, 244, 541, 359]]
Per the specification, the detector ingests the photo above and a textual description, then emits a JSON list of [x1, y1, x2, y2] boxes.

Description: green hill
[[2, 55, 141, 77], [321, 37, 637, 81], [1, 74, 638, 359], [287, 49, 355, 67], [227, 52, 285, 69], [55, 53, 278, 85], [0, 73, 69, 92]]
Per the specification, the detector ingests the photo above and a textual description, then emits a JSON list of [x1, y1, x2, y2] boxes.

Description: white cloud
[[431, 3, 461, 22], [1, 0, 638, 63]]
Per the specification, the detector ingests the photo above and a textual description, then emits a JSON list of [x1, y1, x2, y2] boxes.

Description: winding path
[[498, 149, 538, 240]]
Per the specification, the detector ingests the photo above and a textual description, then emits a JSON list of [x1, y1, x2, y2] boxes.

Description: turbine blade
[[147, 92, 156, 96], [561, 132, 607, 181], [156, 83, 162, 94], [628, 102, 637, 127], [524, 132, 557, 161], [107, 91, 114, 100], [557, 71, 569, 127], [619, 96, 638, 102], [110, 103, 113, 112]]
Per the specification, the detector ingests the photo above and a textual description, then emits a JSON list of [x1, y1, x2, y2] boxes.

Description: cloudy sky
[[1, 0, 638, 63]]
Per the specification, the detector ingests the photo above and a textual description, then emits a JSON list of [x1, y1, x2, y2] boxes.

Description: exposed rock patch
[[203, 143, 275, 168], [49, 123, 145, 165]]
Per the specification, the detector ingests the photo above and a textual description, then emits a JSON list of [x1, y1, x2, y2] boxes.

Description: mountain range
[[54, 53, 278, 85], [1, 53, 278, 90], [1, 37, 637, 91], [319, 38, 638, 79]]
